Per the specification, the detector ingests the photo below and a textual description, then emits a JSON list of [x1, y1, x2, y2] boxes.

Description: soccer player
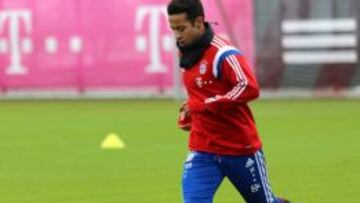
[[167, 0, 291, 203]]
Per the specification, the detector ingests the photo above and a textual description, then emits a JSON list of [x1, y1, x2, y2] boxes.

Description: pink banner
[[0, 0, 254, 93]]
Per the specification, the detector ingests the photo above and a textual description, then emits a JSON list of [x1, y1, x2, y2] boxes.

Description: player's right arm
[[178, 101, 191, 131]]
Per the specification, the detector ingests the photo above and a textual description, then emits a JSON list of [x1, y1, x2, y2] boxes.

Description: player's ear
[[194, 16, 204, 29]]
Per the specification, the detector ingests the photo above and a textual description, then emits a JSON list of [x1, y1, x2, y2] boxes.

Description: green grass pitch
[[0, 99, 359, 203]]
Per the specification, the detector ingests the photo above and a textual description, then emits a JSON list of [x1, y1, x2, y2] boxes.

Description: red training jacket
[[182, 35, 262, 155]]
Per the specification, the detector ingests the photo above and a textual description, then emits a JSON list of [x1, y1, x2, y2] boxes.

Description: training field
[[0, 99, 359, 203]]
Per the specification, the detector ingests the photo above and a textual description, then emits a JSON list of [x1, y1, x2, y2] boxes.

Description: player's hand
[[178, 101, 191, 131], [179, 101, 189, 113]]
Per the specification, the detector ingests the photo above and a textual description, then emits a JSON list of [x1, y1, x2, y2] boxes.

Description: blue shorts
[[182, 150, 281, 203]]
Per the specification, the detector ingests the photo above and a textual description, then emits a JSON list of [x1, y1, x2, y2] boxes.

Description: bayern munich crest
[[199, 61, 208, 75]]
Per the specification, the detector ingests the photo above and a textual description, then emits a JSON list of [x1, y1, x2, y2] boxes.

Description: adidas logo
[[245, 158, 255, 168]]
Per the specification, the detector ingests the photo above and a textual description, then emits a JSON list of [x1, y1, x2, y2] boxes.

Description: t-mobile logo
[[0, 9, 83, 75], [0, 10, 32, 75], [135, 5, 173, 73]]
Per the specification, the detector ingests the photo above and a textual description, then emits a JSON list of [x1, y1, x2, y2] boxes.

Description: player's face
[[168, 13, 204, 47]]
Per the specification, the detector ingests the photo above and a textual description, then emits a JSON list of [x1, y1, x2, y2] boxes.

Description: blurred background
[[0, 0, 358, 98], [0, 0, 359, 203]]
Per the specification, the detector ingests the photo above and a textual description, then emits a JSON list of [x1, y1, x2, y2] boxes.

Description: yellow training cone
[[101, 133, 125, 149]]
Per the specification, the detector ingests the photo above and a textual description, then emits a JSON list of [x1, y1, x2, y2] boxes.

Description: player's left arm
[[188, 53, 259, 113], [213, 54, 259, 100], [206, 54, 259, 112]]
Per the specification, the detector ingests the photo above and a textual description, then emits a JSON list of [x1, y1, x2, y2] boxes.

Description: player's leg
[[182, 151, 225, 203], [221, 150, 289, 203]]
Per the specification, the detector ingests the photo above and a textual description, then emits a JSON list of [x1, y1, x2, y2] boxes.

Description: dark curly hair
[[167, 0, 205, 23]]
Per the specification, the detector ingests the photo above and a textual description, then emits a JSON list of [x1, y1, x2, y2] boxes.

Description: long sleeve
[[206, 54, 259, 104], [188, 54, 259, 114]]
